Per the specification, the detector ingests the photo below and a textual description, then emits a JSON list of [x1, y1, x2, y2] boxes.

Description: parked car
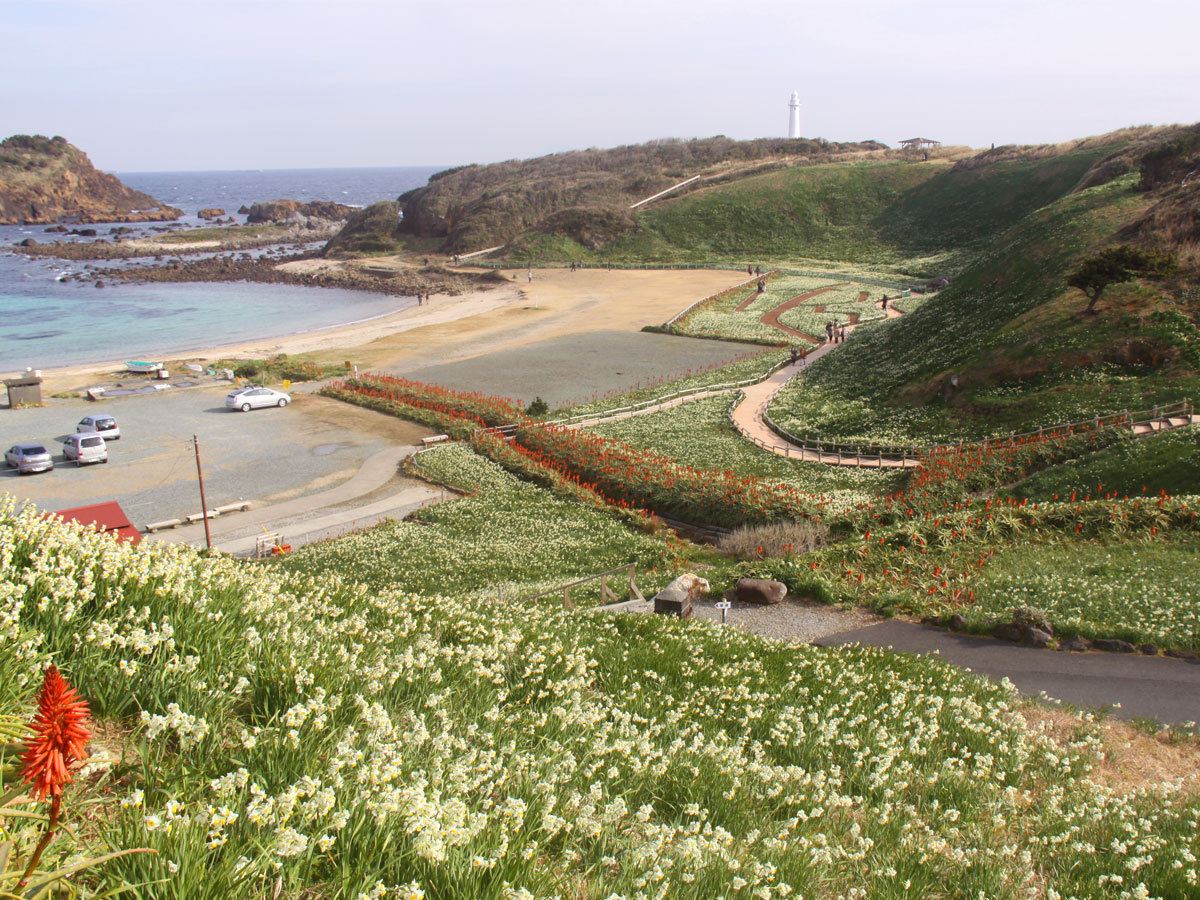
[[63, 433, 108, 466], [5, 442, 53, 474], [77, 414, 120, 440], [226, 387, 291, 411]]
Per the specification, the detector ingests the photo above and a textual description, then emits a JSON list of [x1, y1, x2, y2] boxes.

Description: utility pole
[[193, 435, 211, 550]]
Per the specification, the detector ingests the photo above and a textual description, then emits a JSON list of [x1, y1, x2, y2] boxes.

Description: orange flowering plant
[[1, 664, 152, 898]]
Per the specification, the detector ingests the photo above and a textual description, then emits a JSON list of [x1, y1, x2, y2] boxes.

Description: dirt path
[[759, 285, 841, 343]]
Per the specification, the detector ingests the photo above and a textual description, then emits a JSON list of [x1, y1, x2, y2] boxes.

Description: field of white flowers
[[4, 500, 1200, 899], [777, 283, 881, 339], [965, 538, 1200, 649], [275, 444, 690, 602], [673, 276, 849, 344]]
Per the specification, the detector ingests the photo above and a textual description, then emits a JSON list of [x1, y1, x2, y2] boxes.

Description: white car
[[77, 414, 120, 440], [226, 386, 291, 412], [63, 433, 108, 466]]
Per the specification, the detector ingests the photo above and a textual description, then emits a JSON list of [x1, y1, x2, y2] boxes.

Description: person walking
[[839, 323, 848, 343], [754, 265, 761, 276], [790, 346, 798, 365], [825, 321, 833, 343], [881, 294, 888, 310]]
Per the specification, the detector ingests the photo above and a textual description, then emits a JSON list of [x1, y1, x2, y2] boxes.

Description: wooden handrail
[[522, 563, 645, 609]]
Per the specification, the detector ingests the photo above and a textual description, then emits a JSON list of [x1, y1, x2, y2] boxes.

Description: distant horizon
[[100, 122, 1191, 176], [3, 0, 1197, 172]]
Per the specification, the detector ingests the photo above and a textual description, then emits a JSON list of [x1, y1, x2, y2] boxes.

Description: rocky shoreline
[[13, 223, 342, 260], [83, 253, 503, 299]]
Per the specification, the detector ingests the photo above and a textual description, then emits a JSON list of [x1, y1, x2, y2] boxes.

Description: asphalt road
[[818, 621, 1200, 727], [0, 381, 400, 529]]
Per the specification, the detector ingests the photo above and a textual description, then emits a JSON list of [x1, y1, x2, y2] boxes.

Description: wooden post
[[193, 435, 211, 551], [563, 588, 573, 610], [600, 573, 608, 604]]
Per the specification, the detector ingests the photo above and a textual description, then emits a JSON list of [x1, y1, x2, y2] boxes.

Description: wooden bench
[[421, 434, 449, 447], [145, 518, 183, 532], [185, 510, 218, 524], [214, 501, 252, 514]]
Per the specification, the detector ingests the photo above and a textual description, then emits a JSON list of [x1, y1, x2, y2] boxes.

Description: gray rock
[[1165, 648, 1199, 661], [1094, 638, 1136, 654], [1137, 644, 1160, 656], [948, 614, 967, 631], [1059, 634, 1093, 653], [1024, 626, 1053, 648], [735, 578, 787, 605], [994, 622, 1023, 642]]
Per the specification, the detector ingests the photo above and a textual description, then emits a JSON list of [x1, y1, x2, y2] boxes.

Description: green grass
[[6, 501, 1200, 899], [1012, 426, 1200, 500], [636, 160, 939, 263], [275, 443, 690, 602], [964, 536, 1200, 649], [153, 224, 291, 244], [876, 145, 1121, 252], [768, 174, 1196, 443]]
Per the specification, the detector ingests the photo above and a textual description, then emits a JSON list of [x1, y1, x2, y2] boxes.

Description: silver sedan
[[6, 442, 54, 474]]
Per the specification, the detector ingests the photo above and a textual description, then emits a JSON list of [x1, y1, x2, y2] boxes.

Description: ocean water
[[0, 166, 443, 372]]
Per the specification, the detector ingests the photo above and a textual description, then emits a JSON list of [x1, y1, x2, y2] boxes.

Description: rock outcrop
[[243, 199, 356, 225], [198, 208, 226, 219], [0, 134, 181, 225]]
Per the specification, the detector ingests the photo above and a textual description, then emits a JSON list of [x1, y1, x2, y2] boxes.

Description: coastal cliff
[[0, 134, 181, 225]]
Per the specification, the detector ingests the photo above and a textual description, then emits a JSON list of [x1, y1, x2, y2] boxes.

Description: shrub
[[525, 396, 550, 417], [718, 521, 828, 561]]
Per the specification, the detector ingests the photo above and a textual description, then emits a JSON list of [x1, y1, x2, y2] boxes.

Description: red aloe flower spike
[[21, 664, 92, 801]]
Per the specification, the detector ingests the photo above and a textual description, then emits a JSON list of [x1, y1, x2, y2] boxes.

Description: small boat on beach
[[125, 360, 162, 374]]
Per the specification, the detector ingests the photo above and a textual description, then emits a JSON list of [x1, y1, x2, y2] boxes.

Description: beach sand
[[37, 267, 747, 393]]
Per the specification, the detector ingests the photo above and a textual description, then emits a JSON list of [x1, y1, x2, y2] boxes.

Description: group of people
[[746, 264, 761, 276], [825, 320, 848, 344], [416, 293, 433, 305]]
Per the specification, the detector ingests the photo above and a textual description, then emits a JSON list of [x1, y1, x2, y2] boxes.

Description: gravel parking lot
[[0, 383, 431, 529]]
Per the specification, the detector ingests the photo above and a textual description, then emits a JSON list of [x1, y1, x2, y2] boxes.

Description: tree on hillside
[[1067, 245, 1176, 314]]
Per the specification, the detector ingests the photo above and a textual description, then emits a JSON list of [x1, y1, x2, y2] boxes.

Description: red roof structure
[[53, 502, 142, 544]]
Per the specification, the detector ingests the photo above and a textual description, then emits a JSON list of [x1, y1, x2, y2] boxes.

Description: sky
[[2, 0, 1197, 172]]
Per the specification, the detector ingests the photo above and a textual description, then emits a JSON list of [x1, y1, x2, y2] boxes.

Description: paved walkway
[[146, 445, 442, 556], [817, 620, 1200, 727]]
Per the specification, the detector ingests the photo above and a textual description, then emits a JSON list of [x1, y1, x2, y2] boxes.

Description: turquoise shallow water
[[0, 270, 413, 371], [0, 165, 442, 373]]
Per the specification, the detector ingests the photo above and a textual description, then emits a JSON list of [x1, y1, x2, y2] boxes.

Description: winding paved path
[[817, 620, 1200, 727]]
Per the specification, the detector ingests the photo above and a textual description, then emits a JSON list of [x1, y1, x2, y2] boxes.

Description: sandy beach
[[36, 267, 748, 393]]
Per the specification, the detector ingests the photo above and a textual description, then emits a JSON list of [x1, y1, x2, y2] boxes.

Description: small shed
[[4, 374, 42, 408], [53, 502, 142, 544]]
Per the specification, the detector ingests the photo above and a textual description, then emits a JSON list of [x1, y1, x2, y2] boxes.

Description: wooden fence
[[521, 563, 646, 610]]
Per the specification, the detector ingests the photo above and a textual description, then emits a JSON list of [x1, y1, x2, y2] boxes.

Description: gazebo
[[899, 138, 942, 150]]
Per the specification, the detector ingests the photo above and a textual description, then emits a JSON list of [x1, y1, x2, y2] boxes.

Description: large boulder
[[735, 578, 786, 605], [198, 207, 225, 219], [244, 199, 356, 225]]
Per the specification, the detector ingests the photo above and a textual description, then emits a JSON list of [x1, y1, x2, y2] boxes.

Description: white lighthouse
[[787, 90, 801, 139]]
